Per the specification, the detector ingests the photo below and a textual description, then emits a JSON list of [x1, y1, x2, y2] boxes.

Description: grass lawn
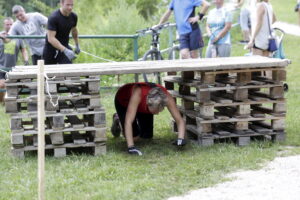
[[1, 2, 300, 200]]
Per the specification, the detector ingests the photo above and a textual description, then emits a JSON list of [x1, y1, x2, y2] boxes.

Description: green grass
[[1, 3, 300, 200]]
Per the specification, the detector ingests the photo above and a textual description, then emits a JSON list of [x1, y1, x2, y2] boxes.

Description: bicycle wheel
[[142, 49, 163, 84], [168, 45, 180, 60], [167, 46, 180, 76]]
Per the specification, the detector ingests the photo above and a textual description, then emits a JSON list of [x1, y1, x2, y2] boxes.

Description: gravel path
[[168, 155, 300, 200], [273, 21, 300, 37]]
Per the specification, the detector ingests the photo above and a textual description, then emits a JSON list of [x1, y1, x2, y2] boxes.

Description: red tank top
[[116, 82, 169, 114]]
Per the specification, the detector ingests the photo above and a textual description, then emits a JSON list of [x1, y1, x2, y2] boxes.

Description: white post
[[37, 60, 45, 200]]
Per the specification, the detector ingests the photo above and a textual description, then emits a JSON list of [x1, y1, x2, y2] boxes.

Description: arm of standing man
[[157, 9, 173, 26], [47, 30, 66, 52], [71, 27, 80, 54], [47, 30, 76, 60], [189, 0, 210, 24], [21, 47, 29, 65]]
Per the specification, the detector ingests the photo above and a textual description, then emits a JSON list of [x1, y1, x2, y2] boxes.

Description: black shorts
[[43, 46, 72, 65], [253, 43, 267, 51], [31, 54, 43, 65], [0, 72, 6, 79], [179, 28, 204, 51], [114, 98, 153, 139]]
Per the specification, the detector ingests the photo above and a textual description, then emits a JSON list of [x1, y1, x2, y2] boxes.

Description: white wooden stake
[[37, 60, 45, 200]]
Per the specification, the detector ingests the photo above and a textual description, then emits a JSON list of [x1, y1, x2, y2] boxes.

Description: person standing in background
[[8, 5, 47, 65], [236, 0, 257, 43], [43, 0, 80, 64], [246, 0, 276, 57], [155, 0, 210, 59], [206, 0, 232, 58], [295, 0, 300, 26], [0, 17, 28, 102]]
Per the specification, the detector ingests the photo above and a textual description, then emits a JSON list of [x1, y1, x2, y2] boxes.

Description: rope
[[69, 44, 116, 62], [44, 72, 59, 107]]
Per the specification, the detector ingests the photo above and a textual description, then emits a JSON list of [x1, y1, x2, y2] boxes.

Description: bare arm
[[213, 22, 232, 43], [71, 27, 79, 45], [21, 47, 29, 63], [272, 12, 276, 24], [158, 9, 172, 25], [246, 3, 264, 48], [166, 95, 185, 139], [199, 0, 210, 15], [189, 0, 210, 24], [206, 23, 212, 37], [236, 0, 244, 8], [47, 30, 66, 51], [124, 86, 141, 148]]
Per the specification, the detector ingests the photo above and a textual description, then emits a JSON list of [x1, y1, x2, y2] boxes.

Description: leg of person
[[113, 98, 126, 137], [31, 54, 42, 65], [135, 112, 154, 139], [298, 9, 300, 26], [179, 33, 191, 59], [205, 44, 213, 58], [252, 47, 268, 77], [217, 44, 231, 57], [240, 8, 250, 42], [189, 28, 201, 59], [0, 74, 5, 102]]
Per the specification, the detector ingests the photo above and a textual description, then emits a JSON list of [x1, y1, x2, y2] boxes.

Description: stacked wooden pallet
[[4, 57, 289, 153], [5, 75, 106, 158], [164, 62, 287, 146]]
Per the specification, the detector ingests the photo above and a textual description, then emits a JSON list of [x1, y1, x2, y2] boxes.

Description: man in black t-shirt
[[43, 0, 80, 64]]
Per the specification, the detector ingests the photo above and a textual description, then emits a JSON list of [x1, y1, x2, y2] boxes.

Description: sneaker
[[111, 113, 121, 137]]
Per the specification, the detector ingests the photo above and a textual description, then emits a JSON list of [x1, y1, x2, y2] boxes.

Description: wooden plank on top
[[7, 57, 290, 79]]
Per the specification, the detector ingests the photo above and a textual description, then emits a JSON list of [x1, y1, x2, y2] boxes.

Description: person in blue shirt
[[205, 0, 233, 58], [155, 0, 210, 59]]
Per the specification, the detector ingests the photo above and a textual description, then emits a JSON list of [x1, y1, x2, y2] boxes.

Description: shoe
[[111, 113, 121, 137]]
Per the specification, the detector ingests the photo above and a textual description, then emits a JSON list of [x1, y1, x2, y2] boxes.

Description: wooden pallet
[[5, 94, 102, 113], [12, 142, 106, 158], [11, 128, 107, 148], [10, 109, 106, 133], [186, 124, 285, 146]]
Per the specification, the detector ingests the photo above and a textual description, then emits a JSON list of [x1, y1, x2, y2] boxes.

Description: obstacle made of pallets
[[5, 56, 290, 156], [5, 73, 106, 158], [163, 57, 288, 146]]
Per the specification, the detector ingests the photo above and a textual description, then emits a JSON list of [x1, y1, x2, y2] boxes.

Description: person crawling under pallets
[[111, 82, 186, 156]]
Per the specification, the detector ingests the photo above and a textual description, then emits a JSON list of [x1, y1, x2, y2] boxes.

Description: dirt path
[[168, 155, 300, 200], [273, 21, 300, 37]]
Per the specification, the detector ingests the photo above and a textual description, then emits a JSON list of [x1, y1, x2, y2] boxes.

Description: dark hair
[[12, 5, 24, 14]]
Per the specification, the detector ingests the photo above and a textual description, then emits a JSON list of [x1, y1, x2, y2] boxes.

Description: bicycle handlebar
[[136, 22, 172, 35]]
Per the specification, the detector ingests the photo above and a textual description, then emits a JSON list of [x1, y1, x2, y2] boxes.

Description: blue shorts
[[179, 28, 204, 51]]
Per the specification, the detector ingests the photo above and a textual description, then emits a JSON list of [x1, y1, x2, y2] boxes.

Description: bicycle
[[137, 22, 171, 84]]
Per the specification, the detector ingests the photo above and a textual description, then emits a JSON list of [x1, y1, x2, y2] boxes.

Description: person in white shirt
[[246, 0, 276, 57], [206, 0, 232, 58], [8, 5, 47, 65], [236, 0, 257, 43]]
